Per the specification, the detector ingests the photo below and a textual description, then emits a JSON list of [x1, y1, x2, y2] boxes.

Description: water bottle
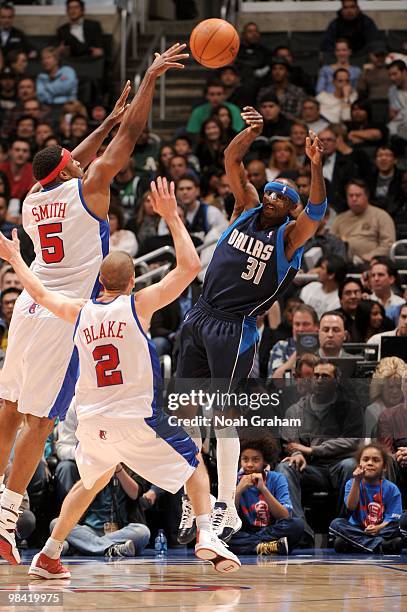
[[154, 529, 167, 556]]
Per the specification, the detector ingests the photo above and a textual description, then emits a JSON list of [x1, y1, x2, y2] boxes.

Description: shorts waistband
[[196, 297, 257, 326]]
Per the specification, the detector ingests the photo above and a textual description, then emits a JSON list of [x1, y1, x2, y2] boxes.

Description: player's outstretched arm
[[135, 178, 201, 329], [82, 44, 189, 219], [284, 130, 327, 261], [0, 229, 84, 324], [225, 106, 263, 224], [70, 80, 131, 169]]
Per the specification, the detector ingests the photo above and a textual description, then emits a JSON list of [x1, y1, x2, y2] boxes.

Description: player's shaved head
[[99, 251, 135, 292]]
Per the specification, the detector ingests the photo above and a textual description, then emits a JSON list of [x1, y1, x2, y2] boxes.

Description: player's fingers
[[167, 53, 189, 61], [169, 181, 175, 198], [150, 180, 159, 199], [162, 176, 169, 195], [305, 137, 311, 147], [154, 52, 160, 58], [165, 62, 186, 69], [118, 80, 131, 101]]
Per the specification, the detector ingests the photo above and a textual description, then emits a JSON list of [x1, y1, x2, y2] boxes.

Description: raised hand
[[305, 129, 325, 165], [150, 177, 178, 221], [106, 80, 131, 126], [0, 228, 21, 262], [353, 464, 365, 481], [147, 43, 189, 78], [241, 106, 263, 136]]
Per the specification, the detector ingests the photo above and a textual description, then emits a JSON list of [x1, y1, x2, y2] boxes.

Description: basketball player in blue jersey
[[0, 177, 241, 577], [176, 107, 326, 544], [0, 44, 189, 565]]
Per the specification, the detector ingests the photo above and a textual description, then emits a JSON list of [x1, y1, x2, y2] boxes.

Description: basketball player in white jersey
[[0, 177, 241, 576], [0, 44, 189, 565]]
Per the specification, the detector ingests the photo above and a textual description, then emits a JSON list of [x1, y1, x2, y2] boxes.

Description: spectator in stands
[[300, 255, 347, 318], [346, 100, 387, 150], [235, 22, 272, 87], [321, 0, 380, 56], [57, 0, 104, 59], [228, 437, 304, 556], [210, 105, 238, 142], [129, 190, 159, 250], [109, 204, 138, 258], [0, 193, 18, 240], [368, 303, 407, 358], [318, 311, 351, 358], [354, 299, 394, 343], [278, 359, 362, 545], [62, 113, 89, 149], [0, 137, 34, 203], [269, 304, 319, 379], [111, 158, 150, 224], [316, 69, 357, 124], [272, 46, 313, 94], [290, 122, 308, 169], [55, 400, 80, 505], [156, 144, 175, 178], [257, 92, 292, 140], [17, 77, 35, 105], [0, 286, 21, 351], [370, 147, 402, 214], [36, 46, 78, 106], [302, 206, 347, 265], [331, 180, 396, 263], [15, 114, 36, 144], [246, 159, 267, 200], [301, 98, 328, 134], [35, 122, 54, 150], [266, 140, 298, 182], [218, 64, 255, 108], [258, 59, 306, 118], [317, 39, 361, 94], [158, 175, 227, 243], [357, 41, 392, 101], [329, 442, 402, 554], [387, 60, 407, 131], [369, 259, 405, 312], [295, 172, 311, 206], [195, 117, 227, 176], [168, 154, 196, 183], [7, 49, 27, 77], [0, 2, 34, 58], [365, 357, 406, 440], [150, 279, 201, 357], [173, 135, 200, 174], [0, 266, 22, 291], [0, 66, 16, 111], [318, 127, 356, 212], [132, 125, 160, 177], [335, 277, 363, 341], [186, 80, 244, 135], [265, 298, 302, 362]]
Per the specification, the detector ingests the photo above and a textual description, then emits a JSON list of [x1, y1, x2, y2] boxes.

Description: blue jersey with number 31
[[201, 206, 303, 316]]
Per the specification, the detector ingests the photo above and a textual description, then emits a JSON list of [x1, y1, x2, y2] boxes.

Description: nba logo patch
[[28, 302, 39, 314], [99, 430, 107, 440], [267, 231, 273, 240]]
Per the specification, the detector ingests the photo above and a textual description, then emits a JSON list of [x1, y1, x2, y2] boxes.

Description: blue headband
[[264, 181, 300, 205]]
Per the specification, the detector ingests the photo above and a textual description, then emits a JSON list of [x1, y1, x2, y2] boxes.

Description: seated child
[[329, 442, 402, 554], [228, 437, 304, 555]]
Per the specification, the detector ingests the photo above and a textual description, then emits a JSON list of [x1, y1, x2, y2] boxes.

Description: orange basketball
[[190, 19, 240, 69]]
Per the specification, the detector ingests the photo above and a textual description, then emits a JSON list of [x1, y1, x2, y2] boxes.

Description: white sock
[[0, 488, 23, 528], [215, 430, 239, 504], [196, 514, 211, 533], [43, 537, 64, 560]]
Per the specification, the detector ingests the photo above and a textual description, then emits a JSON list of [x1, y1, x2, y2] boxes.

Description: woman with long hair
[[210, 104, 237, 141], [109, 202, 138, 257], [354, 299, 394, 343], [317, 38, 361, 94], [130, 190, 160, 248], [266, 139, 299, 182], [195, 116, 227, 175], [156, 144, 175, 178]]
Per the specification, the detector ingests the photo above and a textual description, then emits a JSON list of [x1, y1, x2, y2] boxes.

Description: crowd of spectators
[[1, 0, 407, 557]]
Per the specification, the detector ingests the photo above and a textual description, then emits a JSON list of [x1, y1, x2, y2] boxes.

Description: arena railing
[[239, 0, 407, 12]]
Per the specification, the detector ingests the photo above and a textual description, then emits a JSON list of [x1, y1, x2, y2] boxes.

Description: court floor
[[1, 549, 407, 611]]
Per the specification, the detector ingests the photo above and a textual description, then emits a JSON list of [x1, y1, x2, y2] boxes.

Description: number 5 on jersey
[[38, 223, 65, 264], [93, 344, 123, 387]]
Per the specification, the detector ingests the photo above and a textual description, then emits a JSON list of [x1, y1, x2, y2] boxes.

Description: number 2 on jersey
[[93, 344, 123, 387], [38, 223, 65, 264], [241, 257, 266, 285]]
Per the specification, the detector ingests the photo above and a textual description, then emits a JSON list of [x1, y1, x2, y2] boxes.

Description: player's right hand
[[0, 228, 21, 262], [150, 176, 178, 221], [147, 43, 189, 77], [241, 106, 263, 136]]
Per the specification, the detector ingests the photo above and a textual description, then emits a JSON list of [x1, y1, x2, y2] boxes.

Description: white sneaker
[[178, 494, 216, 545], [0, 507, 20, 565], [211, 502, 242, 543], [195, 529, 241, 573]]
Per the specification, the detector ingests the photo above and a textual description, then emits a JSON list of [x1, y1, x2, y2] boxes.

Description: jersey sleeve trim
[[77, 178, 106, 223], [217, 205, 262, 246]]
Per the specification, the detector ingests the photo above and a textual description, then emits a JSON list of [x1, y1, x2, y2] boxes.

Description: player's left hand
[[0, 228, 21, 262], [305, 129, 325, 165], [106, 80, 131, 126], [150, 176, 178, 221], [241, 106, 263, 136]]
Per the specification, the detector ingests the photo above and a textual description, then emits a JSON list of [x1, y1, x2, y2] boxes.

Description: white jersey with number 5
[[73, 294, 159, 421], [22, 177, 109, 305]]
